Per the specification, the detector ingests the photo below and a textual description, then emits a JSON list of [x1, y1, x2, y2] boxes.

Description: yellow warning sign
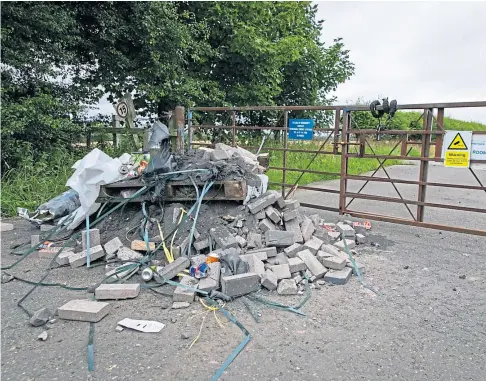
[[445, 151, 469, 167], [447, 132, 468, 150], [442, 131, 472, 168]]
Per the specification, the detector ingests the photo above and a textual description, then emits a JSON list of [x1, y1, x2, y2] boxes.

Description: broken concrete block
[[328, 231, 341, 241], [255, 210, 266, 220], [131, 240, 156, 252], [316, 250, 333, 264], [312, 226, 329, 242], [355, 233, 367, 244], [40, 224, 55, 232], [0, 221, 14, 232], [210, 226, 238, 249], [303, 236, 324, 255], [157, 256, 190, 281], [117, 247, 143, 261], [283, 209, 298, 222], [210, 148, 230, 161], [240, 254, 265, 278], [221, 273, 260, 297], [265, 206, 281, 224], [31, 234, 41, 248], [246, 232, 262, 249], [58, 299, 111, 322], [173, 275, 199, 303], [261, 269, 278, 290], [265, 230, 295, 247], [193, 238, 210, 252], [272, 191, 286, 209], [235, 235, 247, 248], [69, 245, 105, 267], [346, 261, 366, 275], [270, 264, 291, 280], [284, 199, 300, 210], [275, 252, 289, 265], [336, 222, 355, 238], [247, 192, 278, 214], [298, 249, 328, 279], [288, 257, 307, 273], [320, 244, 342, 256], [56, 251, 75, 266], [81, 229, 101, 250], [318, 255, 346, 270], [190, 254, 207, 267], [277, 279, 298, 295], [29, 308, 51, 327], [333, 239, 356, 250], [292, 274, 303, 284], [172, 302, 191, 309], [246, 246, 277, 258], [300, 218, 315, 242], [283, 243, 303, 258], [198, 262, 221, 292], [95, 283, 140, 300], [38, 246, 75, 259], [284, 219, 304, 244], [324, 268, 353, 285], [103, 237, 124, 260], [258, 218, 276, 233]]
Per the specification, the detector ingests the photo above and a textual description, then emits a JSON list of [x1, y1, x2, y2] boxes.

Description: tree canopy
[[1, 1, 354, 169]]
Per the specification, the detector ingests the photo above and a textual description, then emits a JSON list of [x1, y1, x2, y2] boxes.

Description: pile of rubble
[[32, 188, 369, 319], [16, 136, 373, 324]]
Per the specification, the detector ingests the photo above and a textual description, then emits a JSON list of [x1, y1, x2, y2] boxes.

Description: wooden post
[[112, 115, 121, 149], [175, 106, 185, 154]]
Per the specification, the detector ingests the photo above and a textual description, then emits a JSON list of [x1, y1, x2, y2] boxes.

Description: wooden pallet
[[97, 178, 247, 203]]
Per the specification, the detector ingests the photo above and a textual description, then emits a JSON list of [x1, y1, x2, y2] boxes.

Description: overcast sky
[[317, 1, 486, 122]]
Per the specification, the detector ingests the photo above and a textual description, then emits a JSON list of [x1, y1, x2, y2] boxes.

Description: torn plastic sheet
[[17, 189, 81, 224], [63, 148, 131, 230], [244, 174, 268, 205], [144, 121, 176, 177]]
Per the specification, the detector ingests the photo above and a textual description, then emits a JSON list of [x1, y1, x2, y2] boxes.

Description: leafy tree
[[1, 1, 355, 169]]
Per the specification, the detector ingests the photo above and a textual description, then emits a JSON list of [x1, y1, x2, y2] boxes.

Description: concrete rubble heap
[[25, 146, 375, 323]]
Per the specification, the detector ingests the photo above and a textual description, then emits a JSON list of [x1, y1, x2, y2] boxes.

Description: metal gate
[[187, 101, 486, 236]]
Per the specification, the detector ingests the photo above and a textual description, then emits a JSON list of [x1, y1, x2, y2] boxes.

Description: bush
[[1, 92, 84, 172]]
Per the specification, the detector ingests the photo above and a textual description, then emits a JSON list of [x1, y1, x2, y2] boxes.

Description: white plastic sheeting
[[61, 148, 131, 229]]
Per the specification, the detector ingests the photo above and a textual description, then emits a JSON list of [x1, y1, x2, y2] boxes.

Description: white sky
[[317, 1, 486, 122], [95, 1, 486, 123]]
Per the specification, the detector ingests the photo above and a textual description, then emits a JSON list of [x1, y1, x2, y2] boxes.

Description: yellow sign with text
[[445, 151, 469, 167], [442, 131, 473, 168]]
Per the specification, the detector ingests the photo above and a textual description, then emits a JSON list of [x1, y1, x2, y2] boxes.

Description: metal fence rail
[[187, 101, 486, 236]]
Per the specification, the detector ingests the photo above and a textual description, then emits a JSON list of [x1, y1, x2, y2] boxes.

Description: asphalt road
[[1, 163, 485, 381], [293, 161, 486, 231]]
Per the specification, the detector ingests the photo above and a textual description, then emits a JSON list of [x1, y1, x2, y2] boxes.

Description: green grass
[[0, 143, 133, 217], [263, 140, 421, 188]]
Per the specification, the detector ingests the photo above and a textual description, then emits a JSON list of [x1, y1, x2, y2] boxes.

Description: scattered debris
[[29, 308, 52, 327], [7, 144, 384, 378], [0, 221, 14, 232], [58, 300, 111, 322], [37, 331, 48, 341], [117, 318, 165, 333]]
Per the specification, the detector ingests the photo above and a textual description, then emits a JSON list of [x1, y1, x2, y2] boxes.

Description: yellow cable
[[157, 221, 173, 263], [170, 208, 187, 259]]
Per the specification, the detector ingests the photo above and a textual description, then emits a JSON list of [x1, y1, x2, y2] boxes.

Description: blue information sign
[[288, 119, 314, 140]]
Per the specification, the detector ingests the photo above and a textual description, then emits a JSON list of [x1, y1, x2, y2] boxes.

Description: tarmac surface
[[1, 163, 485, 381]]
